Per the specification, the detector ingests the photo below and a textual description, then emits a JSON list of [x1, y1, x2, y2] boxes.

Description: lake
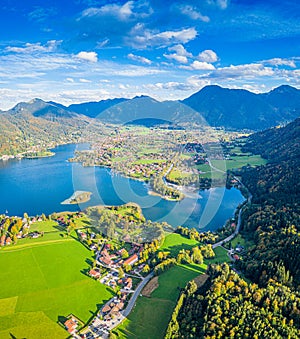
[[0, 144, 245, 231]]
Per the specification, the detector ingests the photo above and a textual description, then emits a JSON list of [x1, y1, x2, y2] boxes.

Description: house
[[102, 305, 111, 314], [99, 248, 113, 266], [124, 277, 132, 290], [64, 317, 78, 334], [123, 254, 138, 266], [89, 269, 100, 279], [0, 235, 5, 246], [100, 256, 112, 266], [235, 245, 244, 252], [5, 237, 12, 245], [233, 254, 240, 261]]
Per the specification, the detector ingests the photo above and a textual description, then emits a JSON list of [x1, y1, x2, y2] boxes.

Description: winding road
[[122, 272, 154, 317]]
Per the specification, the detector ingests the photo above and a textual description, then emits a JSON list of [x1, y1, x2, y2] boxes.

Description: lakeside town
[[0, 192, 248, 339]]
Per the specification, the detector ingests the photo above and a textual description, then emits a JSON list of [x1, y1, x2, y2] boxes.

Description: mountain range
[[1, 85, 300, 132]]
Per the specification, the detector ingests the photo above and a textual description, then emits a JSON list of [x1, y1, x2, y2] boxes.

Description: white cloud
[[164, 44, 193, 64], [169, 44, 193, 57], [262, 58, 296, 68], [190, 61, 216, 70], [128, 25, 197, 48], [155, 28, 197, 44], [216, 63, 274, 78], [79, 78, 92, 83], [164, 54, 188, 64], [128, 53, 152, 65], [207, 0, 229, 10], [80, 1, 152, 22], [80, 1, 134, 21], [76, 51, 98, 63], [179, 5, 210, 22], [5, 40, 61, 54], [198, 50, 218, 63]]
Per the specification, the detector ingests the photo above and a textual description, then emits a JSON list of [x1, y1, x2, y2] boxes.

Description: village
[[64, 230, 152, 339]]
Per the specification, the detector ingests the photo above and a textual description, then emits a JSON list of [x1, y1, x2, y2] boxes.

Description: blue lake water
[[0, 144, 245, 231]]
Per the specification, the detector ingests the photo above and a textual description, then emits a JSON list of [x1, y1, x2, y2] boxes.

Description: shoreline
[[61, 191, 92, 205]]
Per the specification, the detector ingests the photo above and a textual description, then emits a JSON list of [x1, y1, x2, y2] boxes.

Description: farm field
[[160, 233, 199, 256], [115, 264, 205, 339], [0, 238, 113, 338]]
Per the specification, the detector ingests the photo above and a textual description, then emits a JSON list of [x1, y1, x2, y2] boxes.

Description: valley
[[0, 87, 299, 339]]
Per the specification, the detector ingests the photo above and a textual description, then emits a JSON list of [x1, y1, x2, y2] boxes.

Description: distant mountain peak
[[183, 84, 300, 130], [269, 84, 298, 93]]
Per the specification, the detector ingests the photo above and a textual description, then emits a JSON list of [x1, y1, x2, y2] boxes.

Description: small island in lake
[[61, 190, 92, 205], [23, 150, 55, 159]]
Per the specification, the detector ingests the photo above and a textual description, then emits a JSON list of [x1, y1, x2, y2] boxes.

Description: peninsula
[[61, 191, 92, 205]]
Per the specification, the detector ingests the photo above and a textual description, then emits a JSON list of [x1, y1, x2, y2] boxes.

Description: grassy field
[[230, 234, 247, 248], [133, 159, 165, 165], [0, 238, 113, 338], [115, 264, 205, 339], [160, 233, 199, 256], [168, 168, 192, 182], [212, 156, 267, 171], [205, 246, 231, 264], [197, 154, 266, 178]]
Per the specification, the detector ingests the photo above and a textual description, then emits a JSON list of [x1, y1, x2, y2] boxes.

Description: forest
[[165, 117, 300, 338]]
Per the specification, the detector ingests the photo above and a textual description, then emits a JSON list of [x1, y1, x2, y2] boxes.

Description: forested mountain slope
[[165, 118, 300, 338], [182, 85, 300, 130]]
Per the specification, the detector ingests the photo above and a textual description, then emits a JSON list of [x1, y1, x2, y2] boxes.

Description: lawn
[[133, 159, 165, 165], [30, 220, 62, 233], [0, 239, 113, 338], [160, 233, 199, 256], [230, 234, 247, 248], [212, 155, 267, 171], [168, 168, 192, 181], [205, 246, 231, 264], [115, 264, 205, 339]]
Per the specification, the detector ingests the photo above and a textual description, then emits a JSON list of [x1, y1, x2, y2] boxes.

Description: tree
[[118, 267, 125, 278], [121, 249, 129, 259], [192, 247, 204, 264], [142, 264, 150, 274]]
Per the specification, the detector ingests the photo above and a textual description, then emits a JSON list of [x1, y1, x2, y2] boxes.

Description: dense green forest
[[237, 117, 300, 286], [165, 118, 300, 338], [165, 264, 300, 339]]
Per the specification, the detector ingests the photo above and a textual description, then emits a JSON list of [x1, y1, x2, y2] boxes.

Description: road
[[212, 206, 243, 249], [122, 272, 154, 317]]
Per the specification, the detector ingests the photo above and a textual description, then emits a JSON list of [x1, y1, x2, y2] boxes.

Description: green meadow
[[115, 263, 206, 339], [0, 234, 113, 338]]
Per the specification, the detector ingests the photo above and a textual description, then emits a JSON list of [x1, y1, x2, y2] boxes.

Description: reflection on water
[[0, 144, 245, 231]]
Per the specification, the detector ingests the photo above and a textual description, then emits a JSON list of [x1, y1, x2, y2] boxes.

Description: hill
[[164, 117, 300, 338], [68, 98, 128, 118], [0, 99, 92, 155], [235, 118, 300, 285], [96, 95, 205, 126], [182, 85, 300, 130]]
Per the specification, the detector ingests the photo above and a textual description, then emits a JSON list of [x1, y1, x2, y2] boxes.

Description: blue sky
[[0, 0, 299, 109]]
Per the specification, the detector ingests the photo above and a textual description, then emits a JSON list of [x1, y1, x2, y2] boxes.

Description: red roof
[[89, 269, 100, 278], [0, 235, 5, 246], [101, 256, 113, 265], [64, 318, 77, 334], [123, 254, 138, 266]]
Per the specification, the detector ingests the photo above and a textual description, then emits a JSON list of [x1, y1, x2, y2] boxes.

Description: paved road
[[212, 207, 243, 249], [122, 272, 154, 317], [207, 158, 252, 249]]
